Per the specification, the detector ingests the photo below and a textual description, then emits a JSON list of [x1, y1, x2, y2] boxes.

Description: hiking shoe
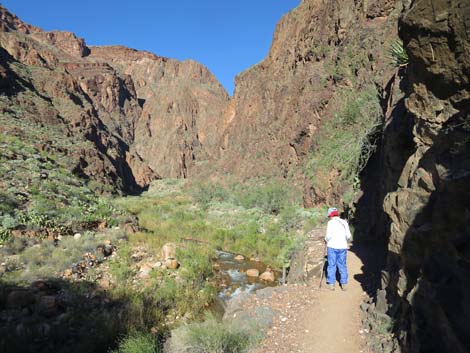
[[326, 284, 335, 291], [341, 284, 348, 291]]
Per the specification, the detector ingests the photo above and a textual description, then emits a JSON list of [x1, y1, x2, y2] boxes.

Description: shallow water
[[213, 250, 279, 311]]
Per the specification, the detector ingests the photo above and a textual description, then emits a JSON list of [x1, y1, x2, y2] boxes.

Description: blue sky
[[2, 0, 300, 94]]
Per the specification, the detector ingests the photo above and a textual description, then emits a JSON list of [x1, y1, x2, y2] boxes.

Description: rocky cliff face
[[360, 1, 470, 352], [0, 5, 228, 191], [89, 46, 229, 178], [0, 6, 154, 192], [212, 0, 402, 205]]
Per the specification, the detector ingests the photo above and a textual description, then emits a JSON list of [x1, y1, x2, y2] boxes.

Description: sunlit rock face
[[0, 5, 229, 190], [207, 0, 402, 205], [89, 46, 229, 178]]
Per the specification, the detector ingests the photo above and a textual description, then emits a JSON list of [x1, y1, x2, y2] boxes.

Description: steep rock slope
[[89, 46, 229, 178], [0, 5, 228, 188], [361, 1, 470, 352], [213, 0, 402, 205], [0, 6, 153, 192]]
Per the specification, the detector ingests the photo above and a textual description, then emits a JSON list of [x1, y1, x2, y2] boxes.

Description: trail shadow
[[350, 242, 385, 297]]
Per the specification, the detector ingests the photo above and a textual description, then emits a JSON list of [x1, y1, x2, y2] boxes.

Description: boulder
[[260, 269, 275, 282], [38, 295, 58, 317], [138, 264, 153, 279], [103, 244, 114, 257], [165, 259, 179, 270], [99, 279, 111, 290], [246, 269, 260, 278], [7, 290, 35, 308], [160, 243, 176, 260], [73, 233, 81, 240]]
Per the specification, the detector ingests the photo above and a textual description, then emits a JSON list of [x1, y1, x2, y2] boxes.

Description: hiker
[[325, 207, 352, 291]]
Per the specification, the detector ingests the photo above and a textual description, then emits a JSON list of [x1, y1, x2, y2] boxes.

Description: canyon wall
[[0, 5, 228, 192], [362, 0, 470, 352], [212, 0, 402, 205], [89, 46, 229, 178]]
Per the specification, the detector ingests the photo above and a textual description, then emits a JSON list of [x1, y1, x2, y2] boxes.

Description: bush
[[112, 332, 157, 353], [189, 182, 229, 209], [388, 39, 408, 67], [167, 314, 259, 353], [306, 85, 382, 194]]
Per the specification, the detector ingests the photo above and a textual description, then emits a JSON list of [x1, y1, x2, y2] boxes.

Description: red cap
[[329, 210, 339, 217]]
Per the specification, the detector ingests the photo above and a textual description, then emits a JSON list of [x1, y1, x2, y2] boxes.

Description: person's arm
[[345, 220, 352, 241], [325, 221, 332, 243]]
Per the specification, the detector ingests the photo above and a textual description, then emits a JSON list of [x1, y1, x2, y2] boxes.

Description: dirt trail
[[297, 249, 365, 353], [252, 236, 370, 353]]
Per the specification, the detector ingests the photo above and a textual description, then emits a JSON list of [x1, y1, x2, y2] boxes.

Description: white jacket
[[325, 217, 352, 249]]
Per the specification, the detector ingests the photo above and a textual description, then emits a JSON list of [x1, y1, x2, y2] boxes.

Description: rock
[[31, 280, 48, 292], [234, 254, 245, 261], [103, 244, 114, 257], [98, 221, 107, 230], [99, 279, 111, 290], [63, 269, 73, 277], [160, 243, 176, 260], [7, 290, 35, 308], [246, 269, 260, 278], [138, 264, 153, 279], [39, 323, 51, 336], [73, 233, 81, 240], [165, 259, 179, 270], [16, 323, 25, 336], [39, 171, 48, 179], [38, 295, 58, 317], [153, 261, 162, 268], [375, 289, 388, 314], [260, 269, 275, 282], [122, 222, 138, 234], [360, 302, 370, 312]]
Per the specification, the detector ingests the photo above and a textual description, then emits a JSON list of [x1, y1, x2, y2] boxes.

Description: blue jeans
[[326, 247, 348, 285]]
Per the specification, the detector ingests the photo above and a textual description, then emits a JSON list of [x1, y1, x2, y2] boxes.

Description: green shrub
[[231, 181, 293, 215], [112, 332, 157, 353], [388, 40, 408, 67], [306, 85, 382, 195], [0, 192, 18, 215], [189, 182, 229, 209], [168, 314, 259, 353]]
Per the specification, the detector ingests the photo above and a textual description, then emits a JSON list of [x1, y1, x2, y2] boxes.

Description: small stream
[[211, 251, 279, 314]]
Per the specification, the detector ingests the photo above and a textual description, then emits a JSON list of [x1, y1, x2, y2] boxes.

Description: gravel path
[[247, 233, 371, 353]]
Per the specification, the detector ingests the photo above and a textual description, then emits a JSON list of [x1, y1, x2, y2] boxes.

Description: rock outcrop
[[211, 0, 402, 205], [89, 46, 229, 178], [0, 5, 228, 192], [358, 1, 470, 352], [0, 6, 154, 192]]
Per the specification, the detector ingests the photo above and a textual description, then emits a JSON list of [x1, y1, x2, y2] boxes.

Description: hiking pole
[[319, 243, 327, 288]]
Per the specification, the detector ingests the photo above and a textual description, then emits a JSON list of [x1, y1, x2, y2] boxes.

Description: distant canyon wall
[[0, 6, 228, 192]]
